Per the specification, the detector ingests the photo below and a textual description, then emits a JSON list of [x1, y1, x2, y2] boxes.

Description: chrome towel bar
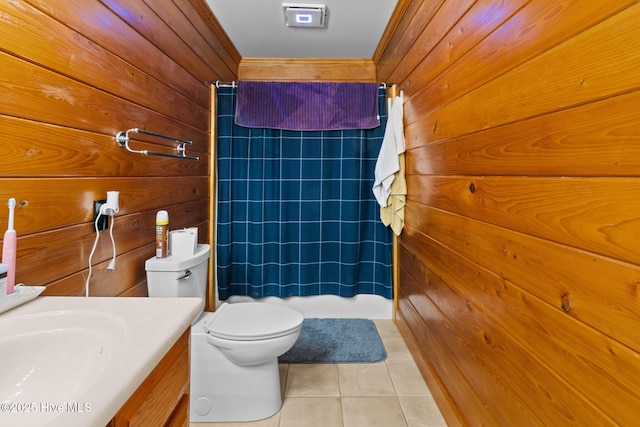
[[213, 80, 390, 89], [115, 128, 199, 161]]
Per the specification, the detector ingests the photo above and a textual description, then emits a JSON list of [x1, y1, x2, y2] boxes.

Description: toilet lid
[[205, 303, 303, 341]]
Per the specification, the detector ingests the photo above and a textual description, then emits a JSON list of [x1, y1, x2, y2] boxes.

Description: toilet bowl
[[145, 244, 303, 422], [204, 302, 303, 366]]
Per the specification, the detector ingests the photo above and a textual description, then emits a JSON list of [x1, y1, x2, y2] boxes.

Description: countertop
[[0, 296, 201, 427]]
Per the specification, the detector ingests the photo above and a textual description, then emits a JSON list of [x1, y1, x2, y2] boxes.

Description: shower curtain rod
[[214, 80, 390, 89]]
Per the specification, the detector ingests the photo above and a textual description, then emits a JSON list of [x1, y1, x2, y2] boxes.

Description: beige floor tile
[[190, 410, 280, 427], [383, 336, 414, 363], [371, 320, 414, 364], [387, 362, 432, 396], [341, 397, 408, 427], [284, 364, 340, 397], [279, 397, 343, 427], [279, 364, 289, 396], [399, 396, 448, 427], [372, 319, 400, 340], [191, 319, 449, 427], [338, 363, 396, 397]]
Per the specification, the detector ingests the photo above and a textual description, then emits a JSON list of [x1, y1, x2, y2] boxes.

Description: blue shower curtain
[[216, 85, 393, 300]]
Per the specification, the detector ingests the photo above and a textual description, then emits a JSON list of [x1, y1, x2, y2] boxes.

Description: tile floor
[[192, 320, 448, 427]]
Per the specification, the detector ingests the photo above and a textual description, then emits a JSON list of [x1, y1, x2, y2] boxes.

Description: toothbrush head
[[7, 198, 15, 230]]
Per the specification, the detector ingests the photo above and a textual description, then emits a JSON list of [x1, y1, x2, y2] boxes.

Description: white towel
[[372, 96, 405, 207]]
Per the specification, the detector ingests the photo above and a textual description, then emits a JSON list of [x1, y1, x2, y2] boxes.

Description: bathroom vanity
[[0, 295, 201, 427], [108, 328, 190, 426]]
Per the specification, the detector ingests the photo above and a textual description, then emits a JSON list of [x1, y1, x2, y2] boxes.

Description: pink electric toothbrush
[[2, 198, 16, 294]]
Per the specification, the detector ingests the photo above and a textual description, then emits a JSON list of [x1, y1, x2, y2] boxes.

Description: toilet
[[145, 244, 304, 422]]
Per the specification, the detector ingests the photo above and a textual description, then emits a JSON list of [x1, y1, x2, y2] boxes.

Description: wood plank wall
[[0, 0, 239, 297], [238, 58, 377, 82], [376, 0, 640, 425], [5, 0, 640, 423]]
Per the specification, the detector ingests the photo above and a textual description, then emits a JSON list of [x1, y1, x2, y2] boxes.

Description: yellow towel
[[380, 152, 406, 235]]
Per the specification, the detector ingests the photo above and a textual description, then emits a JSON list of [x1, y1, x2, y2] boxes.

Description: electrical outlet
[[94, 199, 108, 231]]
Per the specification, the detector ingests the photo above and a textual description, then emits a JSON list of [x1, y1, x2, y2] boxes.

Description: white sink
[[0, 310, 124, 425], [0, 310, 124, 426], [0, 296, 201, 427]]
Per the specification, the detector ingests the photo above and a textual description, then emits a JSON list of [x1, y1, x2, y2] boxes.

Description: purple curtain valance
[[235, 81, 380, 131]]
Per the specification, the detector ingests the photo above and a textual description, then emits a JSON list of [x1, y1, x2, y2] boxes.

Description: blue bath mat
[[279, 318, 387, 364]]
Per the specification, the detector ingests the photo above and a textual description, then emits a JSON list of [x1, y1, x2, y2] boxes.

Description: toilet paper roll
[[170, 227, 198, 258]]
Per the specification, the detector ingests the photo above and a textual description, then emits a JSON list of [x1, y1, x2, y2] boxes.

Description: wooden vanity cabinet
[[108, 328, 191, 427]]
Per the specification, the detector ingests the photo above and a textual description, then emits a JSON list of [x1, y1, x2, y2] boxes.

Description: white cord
[[85, 209, 118, 297], [86, 212, 102, 297], [107, 214, 116, 270]]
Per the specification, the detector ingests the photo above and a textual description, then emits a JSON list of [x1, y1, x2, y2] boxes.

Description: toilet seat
[[205, 303, 303, 341]]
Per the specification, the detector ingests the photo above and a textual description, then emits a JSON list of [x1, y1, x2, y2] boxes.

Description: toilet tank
[[145, 244, 210, 303]]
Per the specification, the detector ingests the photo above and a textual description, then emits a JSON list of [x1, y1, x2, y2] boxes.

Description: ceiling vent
[[283, 3, 327, 28]]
